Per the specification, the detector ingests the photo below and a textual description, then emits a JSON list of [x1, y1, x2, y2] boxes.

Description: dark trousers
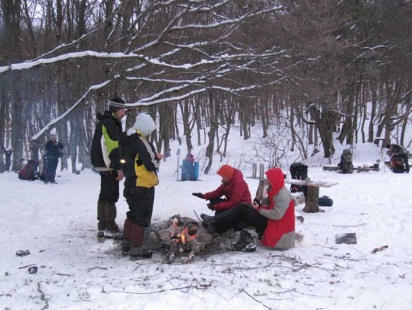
[[214, 203, 268, 234], [123, 186, 155, 227], [98, 171, 119, 203], [44, 157, 58, 182]]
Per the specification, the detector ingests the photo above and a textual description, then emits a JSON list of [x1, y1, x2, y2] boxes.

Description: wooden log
[[255, 179, 269, 200], [302, 186, 320, 213], [323, 165, 339, 171]]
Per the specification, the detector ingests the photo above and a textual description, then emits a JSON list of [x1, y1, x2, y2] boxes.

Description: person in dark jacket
[[192, 164, 252, 233], [43, 129, 64, 184], [385, 144, 410, 173], [91, 97, 127, 235], [202, 167, 295, 251], [119, 113, 163, 260]]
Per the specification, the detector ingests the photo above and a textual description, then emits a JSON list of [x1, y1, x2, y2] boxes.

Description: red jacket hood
[[265, 168, 284, 198]]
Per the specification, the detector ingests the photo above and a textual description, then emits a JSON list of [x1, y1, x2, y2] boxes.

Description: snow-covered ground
[[1, 134, 411, 310]]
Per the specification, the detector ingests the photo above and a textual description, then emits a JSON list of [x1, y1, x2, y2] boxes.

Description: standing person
[[192, 164, 252, 232], [91, 97, 127, 237], [201, 167, 295, 251], [43, 129, 64, 184], [119, 113, 163, 260], [385, 144, 410, 173]]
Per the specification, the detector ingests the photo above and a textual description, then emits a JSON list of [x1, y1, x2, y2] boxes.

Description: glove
[[207, 203, 215, 211], [192, 192, 205, 199], [253, 198, 261, 206]]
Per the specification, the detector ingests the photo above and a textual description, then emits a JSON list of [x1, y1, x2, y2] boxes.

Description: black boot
[[202, 221, 216, 234], [129, 246, 153, 260], [231, 230, 256, 252], [200, 213, 215, 224], [200, 214, 216, 234]]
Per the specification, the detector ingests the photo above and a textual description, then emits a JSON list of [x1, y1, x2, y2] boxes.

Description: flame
[[180, 233, 186, 244]]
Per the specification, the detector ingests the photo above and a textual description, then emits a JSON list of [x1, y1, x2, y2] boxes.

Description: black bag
[[319, 195, 333, 207], [289, 163, 308, 195], [339, 149, 353, 174], [391, 155, 405, 173], [18, 159, 40, 180]]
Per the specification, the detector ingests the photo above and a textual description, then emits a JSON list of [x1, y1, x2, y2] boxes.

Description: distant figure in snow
[[43, 129, 64, 184], [385, 144, 410, 173]]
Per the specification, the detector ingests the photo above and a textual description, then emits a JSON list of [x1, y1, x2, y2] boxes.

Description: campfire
[[145, 214, 242, 264], [166, 216, 201, 264], [155, 214, 213, 264]]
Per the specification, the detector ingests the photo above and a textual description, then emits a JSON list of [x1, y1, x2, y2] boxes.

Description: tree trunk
[[204, 92, 217, 175]]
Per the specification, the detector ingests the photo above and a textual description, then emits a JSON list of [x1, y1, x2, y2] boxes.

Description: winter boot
[[97, 201, 106, 231], [231, 230, 256, 252], [121, 240, 131, 256], [104, 202, 119, 233], [129, 246, 153, 260], [97, 230, 105, 243], [200, 213, 215, 223], [121, 218, 133, 255], [200, 214, 216, 234], [129, 224, 152, 261]]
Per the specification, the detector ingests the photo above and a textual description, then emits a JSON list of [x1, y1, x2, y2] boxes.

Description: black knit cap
[[108, 97, 126, 112]]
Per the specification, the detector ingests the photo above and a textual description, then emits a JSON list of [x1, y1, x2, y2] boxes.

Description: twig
[[292, 263, 335, 274], [371, 245, 388, 254], [18, 264, 36, 269], [332, 223, 366, 227], [241, 289, 273, 310], [54, 273, 74, 276], [87, 266, 108, 272], [105, 283, 210, 295], [132, 264, 143, 272], [193, 210, 202, 222]]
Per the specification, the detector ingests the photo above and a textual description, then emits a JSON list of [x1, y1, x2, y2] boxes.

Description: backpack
[[339, 149, 353, 174], [319, 195, 333, 207], [18, 159, 40, 180], [391, 155, 405, 173], [289, 163, 308, 195]]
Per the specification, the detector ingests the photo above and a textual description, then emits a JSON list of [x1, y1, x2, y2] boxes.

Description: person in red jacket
[[193, 164, 252, 233], [202, 167, 295, 251]]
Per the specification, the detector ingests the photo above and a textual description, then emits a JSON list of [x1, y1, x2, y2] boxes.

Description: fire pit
[[139, 214, 245, 264], [156, 215, 213, 264]]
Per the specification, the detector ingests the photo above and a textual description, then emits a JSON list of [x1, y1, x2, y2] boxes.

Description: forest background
[[1, 0, 412, 173]]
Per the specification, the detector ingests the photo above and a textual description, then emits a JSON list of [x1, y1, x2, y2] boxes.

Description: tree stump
[[255, 179, 269, 203], [302, 186, 320, 213]]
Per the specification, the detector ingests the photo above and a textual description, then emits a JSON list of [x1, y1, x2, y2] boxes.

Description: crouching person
[[201, 167, 295, 251], [119, 113, 163, 260]]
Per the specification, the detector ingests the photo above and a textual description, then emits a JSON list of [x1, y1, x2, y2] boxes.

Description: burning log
[[157, 215, 212, 264]]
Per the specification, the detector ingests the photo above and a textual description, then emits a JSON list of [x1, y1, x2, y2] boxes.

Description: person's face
[[221, 177, 230, 184], [266, 179, 272, 191], [114, 109, 127, 120], [50, 135, 56, 142]]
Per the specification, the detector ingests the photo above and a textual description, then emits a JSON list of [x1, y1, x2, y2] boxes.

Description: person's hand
[[252, 200, 260, 210], [207, 203, 215, 211], [192, 193, 205, 199], [116, 170, 124, 181], [157, 153, 164, 160]]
